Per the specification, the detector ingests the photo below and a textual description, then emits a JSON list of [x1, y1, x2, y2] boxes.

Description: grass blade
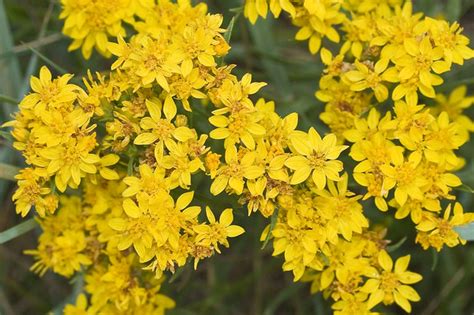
[[0, 162, 19, 181], [0, 94, 17, 105], [0, 218, 37, 244], [261, 207, 279, 250], [28, 47, 68, 75], [0, 0, 22, 202]]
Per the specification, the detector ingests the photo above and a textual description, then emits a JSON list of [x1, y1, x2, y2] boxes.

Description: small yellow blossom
[[362, 250, 422, 312], [285, 128, 346, 189]]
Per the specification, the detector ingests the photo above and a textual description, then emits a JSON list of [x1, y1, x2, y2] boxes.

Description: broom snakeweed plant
[[1, 0, 474, 314]]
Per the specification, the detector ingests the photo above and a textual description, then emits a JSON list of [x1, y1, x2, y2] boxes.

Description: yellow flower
[[209, 108, 266, 150], [285, 128, 346, 189], [84, 253, 175, 313], [194, 207, 245, 254], [345, 60, 390, 102], [109, 191, 201, 261], [155, 139, 204, 189], [210, 145, 264, 195], [362, 250, 422, 312], [318, 78, 371, 142], [12, 168, 55, 217], [432, 85, 474, 135], [344, 108, 397, 144], [392, 37, 448, 101], [60, 0, 136, 59], [416, 202, 473, 251], [26, 230, 92, 277], [424, 111, 468, 167], [96, 154, 120, 181], [133, 99, 195, 148], [121, 34, 183, 90], [380, 151, 427, 206], [41, 136, 100, 192], [332, 292, 376, 315], [314, 173, 368, 241], [122, 164, 169, 198], [244, 0, 296, 24], [20, 66, 79, 110], [293, 0, 345, 54], [418, 17, 474, 66]]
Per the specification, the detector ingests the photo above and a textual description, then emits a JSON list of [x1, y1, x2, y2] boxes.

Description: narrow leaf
[[0, 162, 20, 181], [261, 206, 279, 250], [28, 47, 67, 74], [387, 236, 407, 252], [0, 218, 37, 244], [224, 15, 238, 43], [0, 94, 18, 105]]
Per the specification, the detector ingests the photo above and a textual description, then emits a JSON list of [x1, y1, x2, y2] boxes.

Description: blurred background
[[0, 0, 473, 314]]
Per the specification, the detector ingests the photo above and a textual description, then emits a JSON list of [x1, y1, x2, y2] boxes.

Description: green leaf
[[0, 0, 22, 201], [431, 248, 439, 271], [224, 15, 238, 44], [218, 13, 240, 66], [0, 162, 20, 181], [0, 0, 21, 108], [28, 47, 68, 75], [229, 6, 243, 14], [455, 184, 474, 193], [387, 236, 407, 252], [0, 130, 13, 142], [0, 218, 37, 244], [261, 206, 279, 250], [454, 222, 474, 241], [127, 156, 135, 175]]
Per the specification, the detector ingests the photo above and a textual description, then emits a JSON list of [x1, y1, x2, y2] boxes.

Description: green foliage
[[0, 0, 473, 314]]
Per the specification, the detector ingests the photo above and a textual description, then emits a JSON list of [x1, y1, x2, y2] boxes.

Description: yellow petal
[[123, 199, 140, 218], [219, 208, 234, 226], [394, 255, 410, 273], [398, 285, 421, 301], [290, 166, 311, 184], [134, 132, 159, 145], [227, 225, 245, 237], [378, 250, 393, 271], [176, 191, 194, 210], [367, 289, 384, 309]]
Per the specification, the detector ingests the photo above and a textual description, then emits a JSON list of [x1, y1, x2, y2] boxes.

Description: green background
[[0, 0, 473, 314]]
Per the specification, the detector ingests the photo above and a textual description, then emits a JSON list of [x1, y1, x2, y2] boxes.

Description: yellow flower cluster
[[6, 66, 117, 217], [5, 0, 473, 313], [303, 234, 423, 314], [26, 186, 176, 314], [246, 0, 474, 247], [262, 172, 424, 312], [346, 104, 474, 251], [244, 0, 474, 312], [244, 0, 347, 54], [8, 1, 253, 312]]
